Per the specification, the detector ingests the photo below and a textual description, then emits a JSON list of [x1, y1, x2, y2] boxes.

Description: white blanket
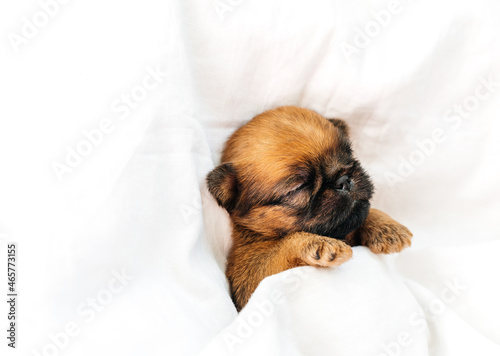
[[1, 0, 499, 355]]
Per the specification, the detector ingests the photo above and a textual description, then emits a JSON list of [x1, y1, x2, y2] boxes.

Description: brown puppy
[[207, 106, 412, 311]]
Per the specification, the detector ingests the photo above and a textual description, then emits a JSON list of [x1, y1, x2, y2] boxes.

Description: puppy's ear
[[328, 118, 350, 137], [206, 163, 238, 212]]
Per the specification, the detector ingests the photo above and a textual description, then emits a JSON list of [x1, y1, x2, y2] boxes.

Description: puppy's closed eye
[[264, 181, 310, 207], [287, 182, 309, 195]]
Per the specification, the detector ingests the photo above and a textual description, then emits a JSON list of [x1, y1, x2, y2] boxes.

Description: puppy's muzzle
[[334, 175, 353, 192]]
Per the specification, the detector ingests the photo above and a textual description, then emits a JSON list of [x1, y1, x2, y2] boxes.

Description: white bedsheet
[[1, 0, 499, 355]]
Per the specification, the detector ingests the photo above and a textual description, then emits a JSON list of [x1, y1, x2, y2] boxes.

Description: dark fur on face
[[207, 106, 411, 311]]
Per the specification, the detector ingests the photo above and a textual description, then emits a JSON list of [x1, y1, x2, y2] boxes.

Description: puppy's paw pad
[[303, 237, 352, 267], [365, 222, 412, 254]]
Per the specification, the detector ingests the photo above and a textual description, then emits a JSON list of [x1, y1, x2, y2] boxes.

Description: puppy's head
[[207, 106, 374, 239]]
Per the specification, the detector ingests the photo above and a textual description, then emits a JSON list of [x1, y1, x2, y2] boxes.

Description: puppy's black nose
[[334, 175, 353, 192]]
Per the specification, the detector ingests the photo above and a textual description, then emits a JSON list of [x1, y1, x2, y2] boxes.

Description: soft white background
[[1, 0, 499, 355]]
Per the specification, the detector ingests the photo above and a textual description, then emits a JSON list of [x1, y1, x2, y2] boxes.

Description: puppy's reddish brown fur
[[207, 106, 412, 311]]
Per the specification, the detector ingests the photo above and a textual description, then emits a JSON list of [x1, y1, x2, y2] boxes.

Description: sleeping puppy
[[207, 106, 412, 311]]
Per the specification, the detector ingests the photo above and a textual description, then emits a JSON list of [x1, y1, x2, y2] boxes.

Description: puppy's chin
[[305, 200, 371, 240]]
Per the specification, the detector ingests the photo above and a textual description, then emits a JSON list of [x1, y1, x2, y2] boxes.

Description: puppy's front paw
[[299, 233, 353, 267], [358, 209, 412, 254]]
